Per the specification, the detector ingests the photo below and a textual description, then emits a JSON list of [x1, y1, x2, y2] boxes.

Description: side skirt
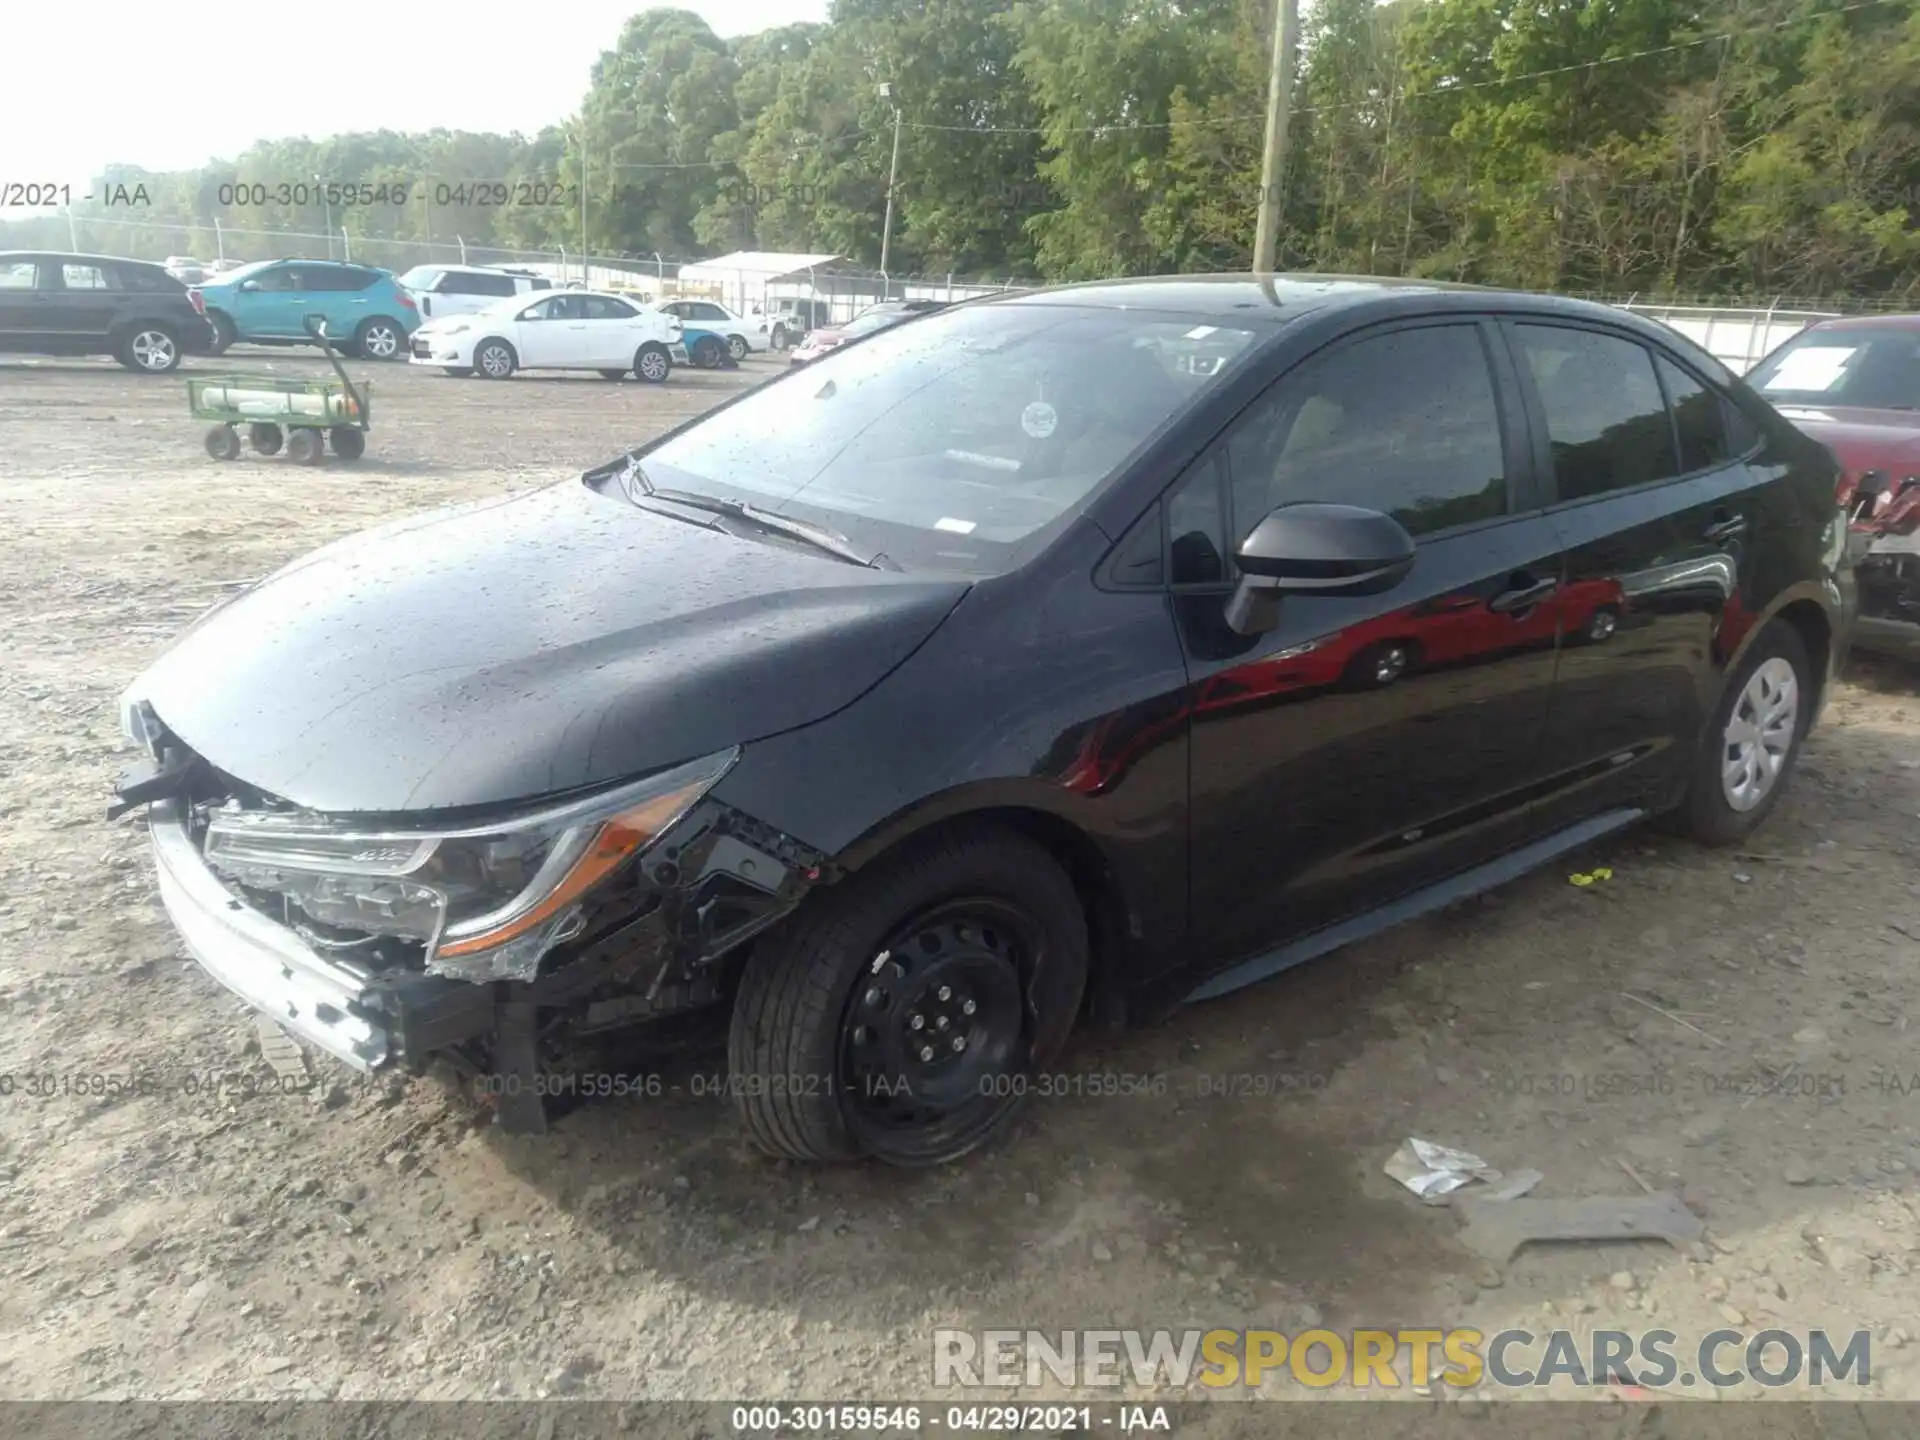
[[1182, 807, 1645, 1004]]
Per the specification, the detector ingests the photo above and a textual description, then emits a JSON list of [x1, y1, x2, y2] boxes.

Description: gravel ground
[[0, 348, 1916, 1409]]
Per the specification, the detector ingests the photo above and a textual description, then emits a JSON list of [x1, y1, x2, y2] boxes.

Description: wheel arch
[[474, 334, 519, 366], [1718, 583, 1838, 723], [826, 792, 1139, 1028]]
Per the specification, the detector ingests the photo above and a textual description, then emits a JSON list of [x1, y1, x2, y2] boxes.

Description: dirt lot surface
[[0, 349, 1916, 1413]]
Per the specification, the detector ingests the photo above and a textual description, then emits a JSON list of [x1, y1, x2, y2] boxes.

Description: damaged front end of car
[[109, 700, 836, 1132], [1848, 474, 1920, 659]]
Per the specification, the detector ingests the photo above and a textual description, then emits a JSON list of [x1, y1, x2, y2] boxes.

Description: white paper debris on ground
[[1385, 1138, 1499, 1199]]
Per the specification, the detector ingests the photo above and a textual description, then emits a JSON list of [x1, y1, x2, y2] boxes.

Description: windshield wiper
[[618, 454, 893, 569]]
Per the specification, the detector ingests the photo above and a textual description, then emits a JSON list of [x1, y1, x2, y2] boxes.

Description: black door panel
[[1506, 321, 1773, 828]]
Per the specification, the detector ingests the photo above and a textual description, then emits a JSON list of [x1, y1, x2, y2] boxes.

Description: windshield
[[637, 302, 1261, 572], [1749, 327, 1920, 410], [396, 265, 444, 291], [838, 310, 901, 338]]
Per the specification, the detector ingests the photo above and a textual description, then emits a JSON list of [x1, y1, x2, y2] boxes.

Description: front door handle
[[1703, 512, 1748, 543], [1489, 575, 1559, 614]]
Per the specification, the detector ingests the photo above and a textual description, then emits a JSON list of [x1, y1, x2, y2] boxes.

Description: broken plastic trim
[[201, 748, 740, 982]]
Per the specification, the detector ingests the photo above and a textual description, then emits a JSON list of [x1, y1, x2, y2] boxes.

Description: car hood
[[130, 480, 972, 814], [1773, 403, 1920, 480]]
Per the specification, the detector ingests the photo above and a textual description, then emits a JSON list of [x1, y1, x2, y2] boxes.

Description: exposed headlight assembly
[[201, 749, 738, 981]]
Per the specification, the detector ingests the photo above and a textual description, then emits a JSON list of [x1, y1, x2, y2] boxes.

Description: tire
[[475, 339, 516, 379], [771, 324, 788, 350], [726, 334, 750, 362], [354, 317, 406, 361], [1667, 622, 1812, 846], [727, 824, 1089, 1167], [118, 324, 181, 373], [207, 312, 237, 355], [247, 422, 283, 456], [635, 342, 671, 383], [329, 426, 365, 461], [285, 428, 325, 465], [204, 424, 240, 461], [442, 366, 473, 378], [690, 335, 723, 369]]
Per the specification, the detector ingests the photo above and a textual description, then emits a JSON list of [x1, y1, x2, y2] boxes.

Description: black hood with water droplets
[[130, 480, 971, 813]]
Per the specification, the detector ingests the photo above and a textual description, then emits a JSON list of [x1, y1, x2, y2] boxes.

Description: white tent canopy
[[677, 251, 840, 284]]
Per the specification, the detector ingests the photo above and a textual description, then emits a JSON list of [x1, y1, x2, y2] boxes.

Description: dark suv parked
[[0, 251, 212, 372], [112, 274, 1854, 1165]]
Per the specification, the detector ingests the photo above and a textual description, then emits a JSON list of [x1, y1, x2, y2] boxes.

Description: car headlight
[[201, 748, 737, 981]]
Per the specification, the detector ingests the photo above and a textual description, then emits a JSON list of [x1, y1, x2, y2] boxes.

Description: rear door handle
[[1703, 512, 1748, 542], [1489, 575, 1559, 614]]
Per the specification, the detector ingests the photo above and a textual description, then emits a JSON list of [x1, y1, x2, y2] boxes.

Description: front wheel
[[771, 323, 788, 350], [475, 340, 516, 379], [285, 428, 325, 465], [726, 334, 750, 362], [329, 425, 365, 461], [247, 422, 283, 455], [727, 825, 1088, 1166], [206, 312, 237, 355], [689, 335, 724, 369], [635, 342, 671, 383], [355, 317, 406, 361], [1667, 622, 1812, 846]]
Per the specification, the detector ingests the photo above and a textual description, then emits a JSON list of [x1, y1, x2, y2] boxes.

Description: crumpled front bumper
[[149, 798, 393, 1069]]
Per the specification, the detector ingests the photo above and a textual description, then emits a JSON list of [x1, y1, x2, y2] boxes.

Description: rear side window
[[120, 266, 184, 293], [583, 295, 636, 320], [1655, 355, 1732, 473], [527, 277, 552, 290], [62, 263, 115, 290], [444, 271, 516, 297], [0, 261, 41, 288], [1516, 325, 1677, 501], [1224, 323, 1509, 541]]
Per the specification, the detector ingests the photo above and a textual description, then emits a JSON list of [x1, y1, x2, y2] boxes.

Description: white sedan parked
[[409, 290, 687, 381]]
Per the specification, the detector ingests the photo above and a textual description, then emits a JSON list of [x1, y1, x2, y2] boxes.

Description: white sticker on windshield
[[1021, 401, 1058, 439], [935, 517, 977, 535], [1183, 325, 1219, 339], [1762, 347, 1855, 393]]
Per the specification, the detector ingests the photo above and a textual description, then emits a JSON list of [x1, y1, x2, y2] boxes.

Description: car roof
[[0, 250, 167, 269], [987, 271, 1589, 321], [1807, 313, 1920, 331]]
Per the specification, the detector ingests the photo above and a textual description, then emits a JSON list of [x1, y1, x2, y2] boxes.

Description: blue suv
[[196, 260, 420, 360]]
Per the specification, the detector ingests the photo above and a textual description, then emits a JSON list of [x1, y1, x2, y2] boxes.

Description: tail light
[[188, 288, 206, 316], [397, 292, 417, 310]]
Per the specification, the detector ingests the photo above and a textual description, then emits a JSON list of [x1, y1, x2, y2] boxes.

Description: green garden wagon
[[188, 316, 371, 465]]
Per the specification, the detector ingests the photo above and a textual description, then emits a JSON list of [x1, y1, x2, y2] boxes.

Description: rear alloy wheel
[[727, 825, 1088, 1166], [355, 317, 406, 361], [635, 342, 671, 383], [1668, 622, 1812, 846], [726, 334, 750, 362], [120, 325, 181, 373], [475, 340, 516, 379]]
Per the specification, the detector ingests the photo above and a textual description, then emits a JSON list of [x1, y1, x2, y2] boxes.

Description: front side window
[[1225, 323, 1509, 541], [636, 303, 1261, 570], [1748, 327, 1920, 411], [1516, 325, 1678, 501], [61, 263, 113, 290]]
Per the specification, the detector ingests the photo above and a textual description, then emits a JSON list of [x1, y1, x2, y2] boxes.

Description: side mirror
[[1225, 503, 1416, 636], [238, 280, 260, 292]]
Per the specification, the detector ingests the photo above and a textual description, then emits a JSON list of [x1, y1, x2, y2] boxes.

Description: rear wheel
[[207, 312, 237, 355], [690, 335, 724, 369], [771, 323, 789, 350], [329, 426, 365, 461], [1668, 623, 1812, 846], [355, 317, 406, 361], [119, 324, 181, 373], [475, 339, 516, 379], [247, 422, 283, 455], [727, 825, 1088, 1166], [726, 334, 750, 362], [635, 342, 671, 383]]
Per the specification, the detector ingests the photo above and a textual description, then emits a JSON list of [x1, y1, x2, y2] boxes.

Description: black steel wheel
[[248, 422, 283, 455], [727, 824, 1088, 1167], [690, 335, 724, 369], [329, 425, 366, 461]]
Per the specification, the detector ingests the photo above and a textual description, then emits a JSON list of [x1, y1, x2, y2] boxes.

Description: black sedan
[[112, 274, 1853, 1164]]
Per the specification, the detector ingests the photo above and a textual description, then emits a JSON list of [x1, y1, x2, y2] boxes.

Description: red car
[[1748, 315, 1920, 658], [788, 301, 949, 367]]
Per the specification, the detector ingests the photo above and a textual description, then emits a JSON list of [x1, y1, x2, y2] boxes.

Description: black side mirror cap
[[1225, 503, 1416, 635]]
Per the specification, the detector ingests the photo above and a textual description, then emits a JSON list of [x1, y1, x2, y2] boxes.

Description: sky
[[0, 1, 828, 196]]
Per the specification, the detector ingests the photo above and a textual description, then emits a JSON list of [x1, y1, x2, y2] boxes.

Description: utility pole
[[316, 172, 333, 260], [1253, 0, 1299, 273], [878, 83, 902, 285]]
